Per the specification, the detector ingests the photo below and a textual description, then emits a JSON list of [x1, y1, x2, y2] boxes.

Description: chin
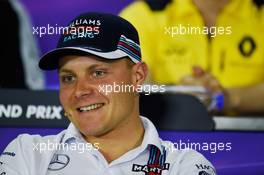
[[81, 126, 107, 137]]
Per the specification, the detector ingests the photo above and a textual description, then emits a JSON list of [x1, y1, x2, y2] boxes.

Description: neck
[[193, 0, 230, 27], [86, 115, 144, 163]]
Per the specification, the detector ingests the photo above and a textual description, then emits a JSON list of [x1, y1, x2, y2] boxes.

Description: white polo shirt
[[0, 117, 216, 175]]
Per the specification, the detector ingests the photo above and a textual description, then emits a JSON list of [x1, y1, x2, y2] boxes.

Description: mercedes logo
[[48, 154, 70, 171]]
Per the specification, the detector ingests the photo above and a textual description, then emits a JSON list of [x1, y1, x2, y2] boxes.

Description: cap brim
[[39, 47, 139, 70]]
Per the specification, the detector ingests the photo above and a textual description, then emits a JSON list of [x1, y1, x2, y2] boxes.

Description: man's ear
[[132, 62, 148, 86]]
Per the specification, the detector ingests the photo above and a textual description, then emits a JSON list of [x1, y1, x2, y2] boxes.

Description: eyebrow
[[88, 64, 110, 70], [58, 69, 73, 74], [58, 63, 110, 74]]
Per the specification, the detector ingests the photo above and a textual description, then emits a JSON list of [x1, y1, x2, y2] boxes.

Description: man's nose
[[74, 79, 94, 99]]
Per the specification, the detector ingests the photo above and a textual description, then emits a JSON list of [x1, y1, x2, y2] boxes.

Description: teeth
[[78, 103, 103, 112]]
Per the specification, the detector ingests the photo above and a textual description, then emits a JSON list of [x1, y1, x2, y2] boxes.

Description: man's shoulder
[[12, 130, 65, 146], [1, 130, 66, 157], [0, 130, 67, 174], [160, 140, 217, 174], [161, 140, 206, 158]]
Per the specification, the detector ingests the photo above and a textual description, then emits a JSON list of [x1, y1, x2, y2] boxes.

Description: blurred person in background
[[120, 0, 264, 115], [0, 0, 44, 89]]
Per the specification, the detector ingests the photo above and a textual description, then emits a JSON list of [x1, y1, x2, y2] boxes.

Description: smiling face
[[58, 55, 147, 138]]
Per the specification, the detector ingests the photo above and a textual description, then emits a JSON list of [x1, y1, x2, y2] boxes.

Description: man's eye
[[61, 75, 76, 83], [92, 70, 106, 78]]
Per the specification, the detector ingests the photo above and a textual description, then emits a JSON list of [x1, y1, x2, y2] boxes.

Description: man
[[120, 0, 264, 114], [0, 12, 216, 175]]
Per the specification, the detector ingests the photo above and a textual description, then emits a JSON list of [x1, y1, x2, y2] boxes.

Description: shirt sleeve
[[170, 150, 217, 175], [0, 135, 32, 175]]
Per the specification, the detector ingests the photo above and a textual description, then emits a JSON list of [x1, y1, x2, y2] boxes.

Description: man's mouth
[[77, 103, 104, 113]]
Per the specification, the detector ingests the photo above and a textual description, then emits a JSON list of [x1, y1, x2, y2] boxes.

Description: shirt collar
[[62, 123, 84, 143], [140, 116, 163, 152], [62, 116, 162, 152]]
